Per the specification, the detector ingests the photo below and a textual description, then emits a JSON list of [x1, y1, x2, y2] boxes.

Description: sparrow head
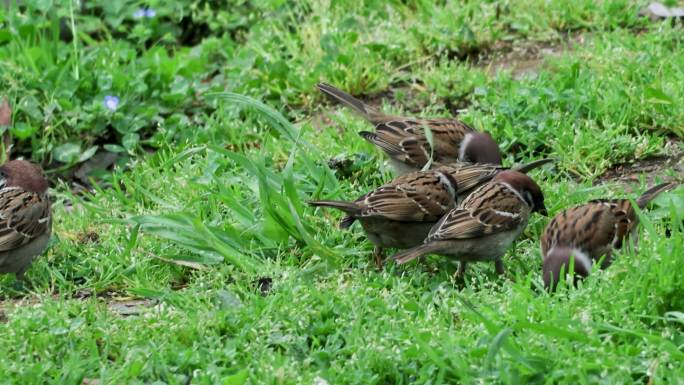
[[0, 160, 49, 194], [494, 170, 547, 215], [460, 132, 502, 166], [542, 246, 592, 291]]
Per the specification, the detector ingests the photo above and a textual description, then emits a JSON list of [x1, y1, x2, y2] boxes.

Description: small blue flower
[[104, 95, 120, 112], [133, 8, 156, 19], [133, 8, 146, 19]]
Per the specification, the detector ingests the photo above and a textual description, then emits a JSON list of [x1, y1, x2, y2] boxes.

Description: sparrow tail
[[308, 200, 360, 229], [316, 82, 378, 122], [390, 242, 445, 265], [358, 131, 404, 154], [339, 215, 356, 229], [636, 182, 678, 209], [513, 158, 556, 174]]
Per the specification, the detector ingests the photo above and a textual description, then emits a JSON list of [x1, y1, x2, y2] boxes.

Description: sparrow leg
[[494, 258, 505, 275], [373, 246, 384, 271], [454, 261, 468, 278], [11, 272, 30, 292], [600, 252, 613, 269]]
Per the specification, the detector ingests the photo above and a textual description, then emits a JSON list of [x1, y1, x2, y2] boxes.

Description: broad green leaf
[[53, 142, 82, 164]]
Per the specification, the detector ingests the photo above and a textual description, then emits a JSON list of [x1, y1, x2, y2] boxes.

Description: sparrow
[[390, 170, 547, 277], [317, 83, 502, 174], [540, 182, 677, 290], [311, 160, 549, 270], [0, 158, 52, 280]]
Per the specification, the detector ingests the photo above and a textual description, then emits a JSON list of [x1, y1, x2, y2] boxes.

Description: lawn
[[1, 1, 683, 384]]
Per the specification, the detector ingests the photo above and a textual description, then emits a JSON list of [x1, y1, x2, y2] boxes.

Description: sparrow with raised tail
[[317, 83, 502, 174], [540, 182, 677, 290], [390, 170, 547, 277], [0, 100, 52, 281], [310, 160, 551, 270]]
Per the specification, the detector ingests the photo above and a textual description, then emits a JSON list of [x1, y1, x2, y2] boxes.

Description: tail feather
[[316, 82, 378, 121], [391, 242, 444, 265], [636, 182, 678, 208], [309, 200, 361, 229], [340, 215, 356, 229], [358, 130, 404, 154], [513, 158, 556, 174]]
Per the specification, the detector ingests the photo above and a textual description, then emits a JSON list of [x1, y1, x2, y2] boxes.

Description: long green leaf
[[205, 91, 310, 148]]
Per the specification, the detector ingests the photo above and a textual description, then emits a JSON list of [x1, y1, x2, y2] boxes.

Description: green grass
[[1, 1, 684, 384]]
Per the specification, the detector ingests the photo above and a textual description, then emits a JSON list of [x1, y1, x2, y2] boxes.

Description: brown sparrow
[[311, 162, 549, 270], [540, 182, 677, 290], [317, 83, 502, 174], [0, 99, 52, 281], [390, 170, 547, 277], [0, 160, 52, 281]]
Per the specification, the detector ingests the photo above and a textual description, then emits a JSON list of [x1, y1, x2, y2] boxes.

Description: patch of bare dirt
[[315, 32, 590, 129], [310, 110, 336, 132], [478, 34, 588, 79], [597, 138, 684, 186]]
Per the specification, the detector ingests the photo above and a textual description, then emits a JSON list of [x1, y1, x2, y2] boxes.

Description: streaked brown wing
[[423, 119, 472, 158], [427, 182, 524, 240], [369, 118, 474, 168], [605, 200, 637, 249], [374, 121, 431, 167], [355, 173, 455, 222], [0, 188, 51, 251], [435, 163, 503, 195], [541, 200, 636, 258]]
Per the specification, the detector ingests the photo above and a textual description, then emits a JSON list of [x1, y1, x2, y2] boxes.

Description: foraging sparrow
[[540, 182, 677, 290], [311, 161, 549, 270], [0, 160, 52, 280], [390, 170, 547, 277], [317, 83, 502, 174]]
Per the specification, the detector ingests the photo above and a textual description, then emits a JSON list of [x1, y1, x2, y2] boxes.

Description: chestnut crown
[[460, 132, 502, 166], [0, 160, 49, 194], [542, 247, 592, 291], [494, 170, 547, 215]]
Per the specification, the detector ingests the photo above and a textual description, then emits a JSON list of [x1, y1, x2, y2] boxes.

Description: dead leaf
[[73, 150, 120, 185], [0, 98, 10, 127]]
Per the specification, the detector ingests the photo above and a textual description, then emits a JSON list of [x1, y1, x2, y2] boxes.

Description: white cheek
[[458, 133, 474, 161], [435, 171, 457, 201], [571, 248, 593, 272]]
